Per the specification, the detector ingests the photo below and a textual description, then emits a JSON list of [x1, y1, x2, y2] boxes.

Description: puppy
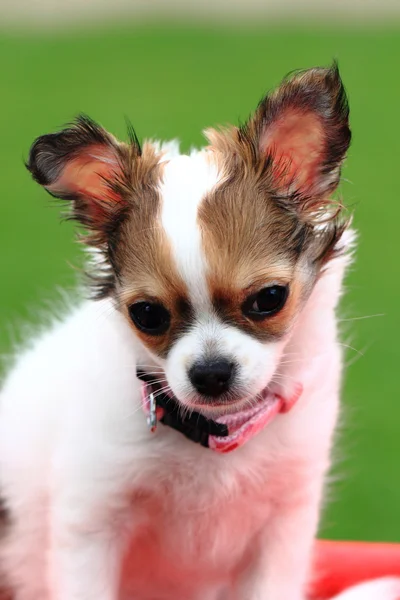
[[0, 64, 397, 600]]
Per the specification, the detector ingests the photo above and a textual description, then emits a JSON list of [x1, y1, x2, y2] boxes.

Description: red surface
[[308, 540, 400, 599]]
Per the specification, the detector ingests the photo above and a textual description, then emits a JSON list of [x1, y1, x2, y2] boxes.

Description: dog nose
[[188, 359, 235, 397]]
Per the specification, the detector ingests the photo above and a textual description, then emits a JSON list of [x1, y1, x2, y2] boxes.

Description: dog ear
[[241, 63, 351, 201], [27, 115, 139, 232]]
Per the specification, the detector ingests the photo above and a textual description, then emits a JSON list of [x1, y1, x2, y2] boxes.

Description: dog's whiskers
[[338, 342, 365, 357], [152, 385, 172, 398], [338, 313, 384, 322]]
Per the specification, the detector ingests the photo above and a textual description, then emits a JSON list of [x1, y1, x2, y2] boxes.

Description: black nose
[[188, 359, 235, 397]]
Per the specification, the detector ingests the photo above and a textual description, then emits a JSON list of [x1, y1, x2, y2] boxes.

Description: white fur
[[160, 151, 218, 307], [332, 578, 400, 600], [0, 147, 392, 600]]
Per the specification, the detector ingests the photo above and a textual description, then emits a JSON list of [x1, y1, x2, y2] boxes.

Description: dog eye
[[242, 285, 288, 321], [128, 302, 171, 335]]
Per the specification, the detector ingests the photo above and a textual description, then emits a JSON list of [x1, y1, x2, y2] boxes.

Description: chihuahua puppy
[[0, 64, 398, 600]]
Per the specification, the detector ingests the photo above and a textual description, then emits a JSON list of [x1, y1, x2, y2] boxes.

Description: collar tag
[[147, 391, 158, 432]]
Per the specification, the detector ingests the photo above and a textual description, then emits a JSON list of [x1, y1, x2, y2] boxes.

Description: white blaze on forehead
[[159, 151, 220, 308]]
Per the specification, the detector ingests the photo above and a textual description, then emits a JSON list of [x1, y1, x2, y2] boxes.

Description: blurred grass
[[0, 23, 399, 542]]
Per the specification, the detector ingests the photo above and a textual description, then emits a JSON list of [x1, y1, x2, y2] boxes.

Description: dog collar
[[137, 370, 302, 453], [136, 370, 229, 448]]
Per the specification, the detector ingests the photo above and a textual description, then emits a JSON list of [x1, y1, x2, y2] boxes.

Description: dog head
[[27, 64, 351, 416]]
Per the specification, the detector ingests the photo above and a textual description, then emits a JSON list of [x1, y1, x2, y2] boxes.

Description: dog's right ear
[[27, 115, 140, 232], [242, 63, 351, 202]]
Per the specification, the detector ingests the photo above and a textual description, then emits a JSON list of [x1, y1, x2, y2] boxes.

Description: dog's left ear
[[27, 115, 138, 232], [241, 63, 351, 200]]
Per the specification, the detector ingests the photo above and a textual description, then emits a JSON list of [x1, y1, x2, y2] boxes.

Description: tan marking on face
[[118, 250, 194, 360], [209, 271, 307, 341], [198, 148, 318, 341], [199, 70, 351, 338], [114, 144, 194, 357], [120, 291, 193, 359]]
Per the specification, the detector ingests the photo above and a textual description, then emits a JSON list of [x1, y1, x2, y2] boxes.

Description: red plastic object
[[308, 540, 400, 599]]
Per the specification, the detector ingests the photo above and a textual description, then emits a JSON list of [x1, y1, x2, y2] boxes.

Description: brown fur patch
[[117, 220, 194, 359], [27, 118, 195, 357], [199, 64, 351, 339], [27, 119, 169, 300], [205, 130, 348, 269], [105, 141, 195, 358], [211, 278, 306, 342], [85, 139, 172, 301], [198, 161, 314, 340]]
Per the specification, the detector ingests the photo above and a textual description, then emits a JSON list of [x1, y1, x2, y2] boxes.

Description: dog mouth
[[206, 385, 302, 452], [138, 370, 302, 453]]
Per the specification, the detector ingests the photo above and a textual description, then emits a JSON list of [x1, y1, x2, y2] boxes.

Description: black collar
[[137, 370, 229, 448]]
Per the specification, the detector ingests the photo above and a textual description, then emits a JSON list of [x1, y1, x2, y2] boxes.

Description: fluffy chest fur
[[121, 258, 345, 598], [0, 253, 344, 600]]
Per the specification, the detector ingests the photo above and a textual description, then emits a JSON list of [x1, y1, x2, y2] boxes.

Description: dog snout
[[188, 359, 235, 397]]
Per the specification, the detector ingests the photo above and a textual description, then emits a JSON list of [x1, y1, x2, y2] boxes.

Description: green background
[[0, 24, 399, 542]]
